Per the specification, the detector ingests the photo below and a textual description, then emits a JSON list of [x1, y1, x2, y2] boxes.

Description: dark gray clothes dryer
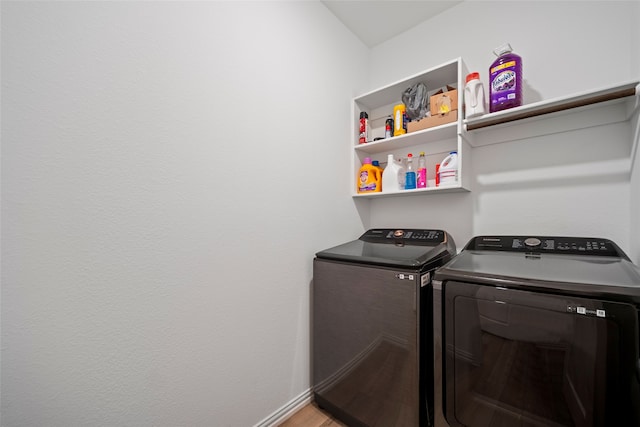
[[312, 228, 456, 427], [433, 235, 640, 427]]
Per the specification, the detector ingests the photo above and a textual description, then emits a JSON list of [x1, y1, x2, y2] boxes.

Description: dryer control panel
[[467, 235, 627, 259], [360, 228, 446, 245]]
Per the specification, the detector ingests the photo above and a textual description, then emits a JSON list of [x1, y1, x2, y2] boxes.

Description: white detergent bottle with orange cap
[[357, 157, 381, 193], [438, 151, 458, 185], [464, 72, 486, 118]]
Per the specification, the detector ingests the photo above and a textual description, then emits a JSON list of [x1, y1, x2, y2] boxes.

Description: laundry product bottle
[[372, 160, 384, 190], [385, 117, 394, 139], [357, 157, 381, 193], [439, 151, 458, 185], [405, 153, 417, 190], [464, 72, 486, 118], [489, 43, 523, 113], [417, 151, 427, 188], [393, 103, 408, 136], [359, 111, 369, 144], [382, 154, 405, 193], [372, 160, 383, 174]]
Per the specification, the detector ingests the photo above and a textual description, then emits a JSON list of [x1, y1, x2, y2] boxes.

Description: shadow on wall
[[472, 122, 632, 194], [353, 198, 371, 229], [523, 79, 543, 105], [474, 158, 630, 193]]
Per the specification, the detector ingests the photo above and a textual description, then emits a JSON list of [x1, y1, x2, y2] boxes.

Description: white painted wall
[[368, 1, 639, 257], [2, 1, 640, 427], [1, 2, 367, 426]]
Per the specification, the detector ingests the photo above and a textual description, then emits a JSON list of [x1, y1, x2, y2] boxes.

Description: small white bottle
[[464, 72, 486, 118], [382, 154, 405, 192]]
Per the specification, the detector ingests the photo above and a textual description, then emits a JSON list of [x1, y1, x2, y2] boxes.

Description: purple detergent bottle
[[489, 43, 522, 113]]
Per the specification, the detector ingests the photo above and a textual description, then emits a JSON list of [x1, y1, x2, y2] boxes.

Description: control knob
[[524, 237, 542, 248]]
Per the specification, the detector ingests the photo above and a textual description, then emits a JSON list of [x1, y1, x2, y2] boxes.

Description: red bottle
[[359, 112, 368, 144]]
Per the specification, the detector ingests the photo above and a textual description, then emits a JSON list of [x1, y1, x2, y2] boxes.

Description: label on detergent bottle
[[359, 169, 377, 192], [405, 171, 416, 189], [417, 168, 427, 188], [491, 66, 516, 98]]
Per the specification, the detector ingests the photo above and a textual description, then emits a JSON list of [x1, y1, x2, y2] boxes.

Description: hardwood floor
[[277, 402, 347, 427]]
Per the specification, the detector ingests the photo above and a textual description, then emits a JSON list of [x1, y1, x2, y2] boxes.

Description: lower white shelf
[[352, 183, 470, 198]]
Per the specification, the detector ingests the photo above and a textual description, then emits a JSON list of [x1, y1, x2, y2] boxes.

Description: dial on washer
[[524, 237, 542, 248]]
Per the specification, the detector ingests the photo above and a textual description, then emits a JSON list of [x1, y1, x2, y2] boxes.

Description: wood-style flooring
[[277, 402, 347, 427]]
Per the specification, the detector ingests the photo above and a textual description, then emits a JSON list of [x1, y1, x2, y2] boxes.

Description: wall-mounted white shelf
[[352, 182, 468, 199], [464, 80, 639, 147], [354, 122, 457, 155], [350, 62, 639, 199], [352, 58, 470, 199]]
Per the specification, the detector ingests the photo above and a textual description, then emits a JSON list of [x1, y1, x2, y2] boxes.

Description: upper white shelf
[[464, 80, 639, 147], [354, 122, 457, 155], [354, 59, 459, 110]]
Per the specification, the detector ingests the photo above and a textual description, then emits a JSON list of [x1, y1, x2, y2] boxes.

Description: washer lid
[[436, 235, 640, 302], [315, 228, 456, 268]]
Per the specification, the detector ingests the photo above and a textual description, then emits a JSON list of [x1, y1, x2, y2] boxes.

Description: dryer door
[[443, 281, 640, 427]]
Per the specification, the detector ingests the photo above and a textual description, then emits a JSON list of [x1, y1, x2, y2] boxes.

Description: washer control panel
[[467, 236, 623, 257], [360, 229, 446, 245]]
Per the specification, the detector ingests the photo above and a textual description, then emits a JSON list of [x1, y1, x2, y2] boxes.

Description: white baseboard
[[253, 388, 312, 427]]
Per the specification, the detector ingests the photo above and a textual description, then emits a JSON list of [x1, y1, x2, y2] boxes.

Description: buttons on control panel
[[386, 230, 442, 241], [360, 229, 445, 245], [473, 236, 619, 257]]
